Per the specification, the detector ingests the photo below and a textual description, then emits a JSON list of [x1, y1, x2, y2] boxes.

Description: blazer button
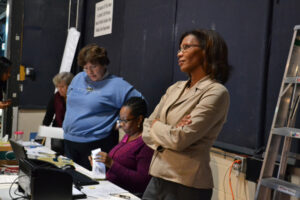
[[157, 145, 164, 152]]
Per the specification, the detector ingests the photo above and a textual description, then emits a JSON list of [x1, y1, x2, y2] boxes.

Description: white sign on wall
[[94, 0, 113, 37], [60, 28, 80, 73]]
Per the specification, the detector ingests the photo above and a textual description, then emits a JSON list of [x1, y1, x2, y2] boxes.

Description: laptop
[[9, 139, 27, 161]]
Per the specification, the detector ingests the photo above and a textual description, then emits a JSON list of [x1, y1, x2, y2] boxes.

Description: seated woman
[[90, 97, 153, 195], [42, 72, 74, 155]]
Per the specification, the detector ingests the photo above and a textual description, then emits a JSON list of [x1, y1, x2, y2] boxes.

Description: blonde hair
[[52, 72, 74, 86]]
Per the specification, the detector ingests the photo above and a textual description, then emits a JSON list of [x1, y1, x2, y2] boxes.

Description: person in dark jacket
[[42, 72, 74, 155], [0, 57, 12, 109]]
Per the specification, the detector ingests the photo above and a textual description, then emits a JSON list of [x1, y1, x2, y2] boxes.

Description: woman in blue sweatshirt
[[63, 44, 143, 170]]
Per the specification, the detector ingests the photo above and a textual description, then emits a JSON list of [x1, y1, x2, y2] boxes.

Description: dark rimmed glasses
[[177, 44, 201, 54], [117, 117, 136, 124]]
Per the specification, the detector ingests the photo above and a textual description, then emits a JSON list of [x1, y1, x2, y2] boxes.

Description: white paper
[[91, 148, 106, 179], [1, 134, 8, 142], [94, 0, 113, 37], [26, 146, 56, 158], [18, 141, 42, 147], [60, 27, 80, 73], [74, 162, 93, 178], [72, 185, 85, 196], [0, 175, 18, 184], [81, 181, 128, 199], [38, 125, 64, 139]]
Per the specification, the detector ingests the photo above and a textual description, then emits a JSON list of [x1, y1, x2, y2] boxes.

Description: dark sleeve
[[54, 94, 66, 127], [42, 95, 55, 126]]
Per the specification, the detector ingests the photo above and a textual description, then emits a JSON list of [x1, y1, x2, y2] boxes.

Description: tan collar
[[178, 75, 214, 91]]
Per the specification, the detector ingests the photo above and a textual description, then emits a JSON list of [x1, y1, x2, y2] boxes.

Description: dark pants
[[142, 177, 212, 200], [51, 138, 64, 155], [64, 130, 118, 170]]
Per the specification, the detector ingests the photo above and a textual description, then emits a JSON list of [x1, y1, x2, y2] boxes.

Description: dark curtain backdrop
[[19, 0, 300, 155]]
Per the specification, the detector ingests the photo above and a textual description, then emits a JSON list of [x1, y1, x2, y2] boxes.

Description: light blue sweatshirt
[[63, 72, 143, 143]]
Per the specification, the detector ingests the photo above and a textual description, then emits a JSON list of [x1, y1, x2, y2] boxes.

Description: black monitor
[[9, 139, 27, 161], [9, 139, 88, 199], [18, 158, 74, 200]]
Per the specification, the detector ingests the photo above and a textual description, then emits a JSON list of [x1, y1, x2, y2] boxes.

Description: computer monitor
[[9, 139, 27, 161], [9, 139, 91, 199]]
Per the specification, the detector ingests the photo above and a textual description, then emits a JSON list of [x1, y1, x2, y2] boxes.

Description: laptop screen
[[9, 139, 27, 160]]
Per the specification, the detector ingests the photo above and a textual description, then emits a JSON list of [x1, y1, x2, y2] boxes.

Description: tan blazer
[[142, 76, 230, 189]]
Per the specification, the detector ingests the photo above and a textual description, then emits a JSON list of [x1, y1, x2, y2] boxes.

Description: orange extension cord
[[229, 159, 242, 200]]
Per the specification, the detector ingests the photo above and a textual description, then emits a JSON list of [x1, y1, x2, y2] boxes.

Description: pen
[[110, 193, 131, 199]]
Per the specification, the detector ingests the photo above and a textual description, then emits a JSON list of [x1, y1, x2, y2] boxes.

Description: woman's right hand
[[176, 114, 192, 128], [92, 152, 114, 168]]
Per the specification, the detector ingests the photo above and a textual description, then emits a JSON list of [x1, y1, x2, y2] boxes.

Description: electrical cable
[[9, 175, 30, 200], [8, 175, 19, 199], [229, 160, 241, 200], [14, 186, 24, 197]]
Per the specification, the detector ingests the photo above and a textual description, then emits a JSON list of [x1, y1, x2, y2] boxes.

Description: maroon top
[[43, 92, 66, 127], [107, 134, 154, 193]]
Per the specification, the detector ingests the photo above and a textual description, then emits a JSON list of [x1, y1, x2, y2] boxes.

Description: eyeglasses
[[117, 117, 136, 124], [177, 44, 201, 54], [83, 65, 98, 72]]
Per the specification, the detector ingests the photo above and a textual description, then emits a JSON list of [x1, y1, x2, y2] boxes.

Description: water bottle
[[14, 131, 24, 141]]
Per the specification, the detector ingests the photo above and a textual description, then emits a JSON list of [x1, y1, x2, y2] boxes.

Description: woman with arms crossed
[[142, 29, 231, 200]]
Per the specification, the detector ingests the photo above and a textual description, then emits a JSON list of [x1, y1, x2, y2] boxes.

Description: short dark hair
[[0, 57, 12, 77], [77, 44, 110, 67], [123, 97, 147, 119], [179, 29, 231, 84]]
